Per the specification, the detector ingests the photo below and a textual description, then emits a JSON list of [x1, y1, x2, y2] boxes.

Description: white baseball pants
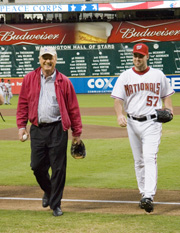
[[127, 118, 162, 200]]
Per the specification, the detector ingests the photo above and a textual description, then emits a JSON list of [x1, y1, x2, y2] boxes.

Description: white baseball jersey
[[6, 83, 12, 93], [0, 82, 6, 92], [111, 67, 175, 116]]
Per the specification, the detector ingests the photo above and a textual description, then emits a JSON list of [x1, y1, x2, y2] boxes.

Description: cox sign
[[70, 75, 180, 94], [87, 77, 117, 93], [69, 77, 118, 93], [88, 78, 114, 89]]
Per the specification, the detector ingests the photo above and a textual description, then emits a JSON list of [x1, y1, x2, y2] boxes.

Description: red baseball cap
[[133, 43, 149, 56]]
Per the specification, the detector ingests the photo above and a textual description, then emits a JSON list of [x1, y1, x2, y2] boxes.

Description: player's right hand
[[117, 115, 127, 127]]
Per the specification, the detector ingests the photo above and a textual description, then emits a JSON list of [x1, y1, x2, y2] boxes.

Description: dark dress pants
[[30, 121, 68, 210]]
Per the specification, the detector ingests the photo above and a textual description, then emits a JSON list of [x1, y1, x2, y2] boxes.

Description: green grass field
[[0, 93, 180, 233], [2, 92, 180, 108]]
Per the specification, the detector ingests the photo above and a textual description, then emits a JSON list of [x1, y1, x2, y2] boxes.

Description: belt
[[127, 114, 156, 122], [38, 121, 60, 127]]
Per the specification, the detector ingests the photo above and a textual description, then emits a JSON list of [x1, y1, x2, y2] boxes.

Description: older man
[[16, 47, 82, 216]]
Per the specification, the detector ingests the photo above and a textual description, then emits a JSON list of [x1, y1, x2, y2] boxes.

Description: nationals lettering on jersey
[[124, 82, 160, 96], [111, 67, 174, 116]]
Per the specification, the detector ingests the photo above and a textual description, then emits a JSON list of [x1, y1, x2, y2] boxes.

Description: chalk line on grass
[[0, 197, 180, 205]]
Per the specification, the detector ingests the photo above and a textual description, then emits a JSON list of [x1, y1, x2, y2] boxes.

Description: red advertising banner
[[108, 20, 180, 43], [0, 20, 180, 45], [0, 24, 75, 45]]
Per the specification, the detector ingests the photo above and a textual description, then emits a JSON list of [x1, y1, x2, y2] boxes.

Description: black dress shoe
[[42, 193, 50, 208], [53, 207, 63, 216]]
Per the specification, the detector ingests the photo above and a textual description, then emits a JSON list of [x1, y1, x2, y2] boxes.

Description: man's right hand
[[18, 128, 29, 142]]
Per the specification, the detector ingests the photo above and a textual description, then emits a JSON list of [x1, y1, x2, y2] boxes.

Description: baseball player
[[111, 43, 174, 213], [0, 87, 4, 105], [6, 80, 13, 105], [0, 78, 7, 104]]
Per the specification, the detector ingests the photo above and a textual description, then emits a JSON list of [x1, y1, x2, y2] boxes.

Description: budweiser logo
[[0, 31, 60, 41], [119, 27, 180, 39]]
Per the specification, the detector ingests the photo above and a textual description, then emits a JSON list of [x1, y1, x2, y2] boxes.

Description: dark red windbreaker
[[16, 67, 82, 137]]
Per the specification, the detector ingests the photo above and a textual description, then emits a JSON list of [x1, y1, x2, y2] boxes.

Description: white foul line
[[0, 197, 180, 205]]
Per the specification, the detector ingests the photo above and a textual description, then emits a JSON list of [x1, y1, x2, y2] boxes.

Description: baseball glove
[[71, 140, 86, 159], [155, 108, 173, 123]]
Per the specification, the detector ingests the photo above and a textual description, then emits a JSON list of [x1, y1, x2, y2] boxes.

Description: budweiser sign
[[120, 27, 180, 39], [0, 31, 60, 42], [1, 20, 180, 45], [108, 19, 180, 43], [0, 24, 75, 45]]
